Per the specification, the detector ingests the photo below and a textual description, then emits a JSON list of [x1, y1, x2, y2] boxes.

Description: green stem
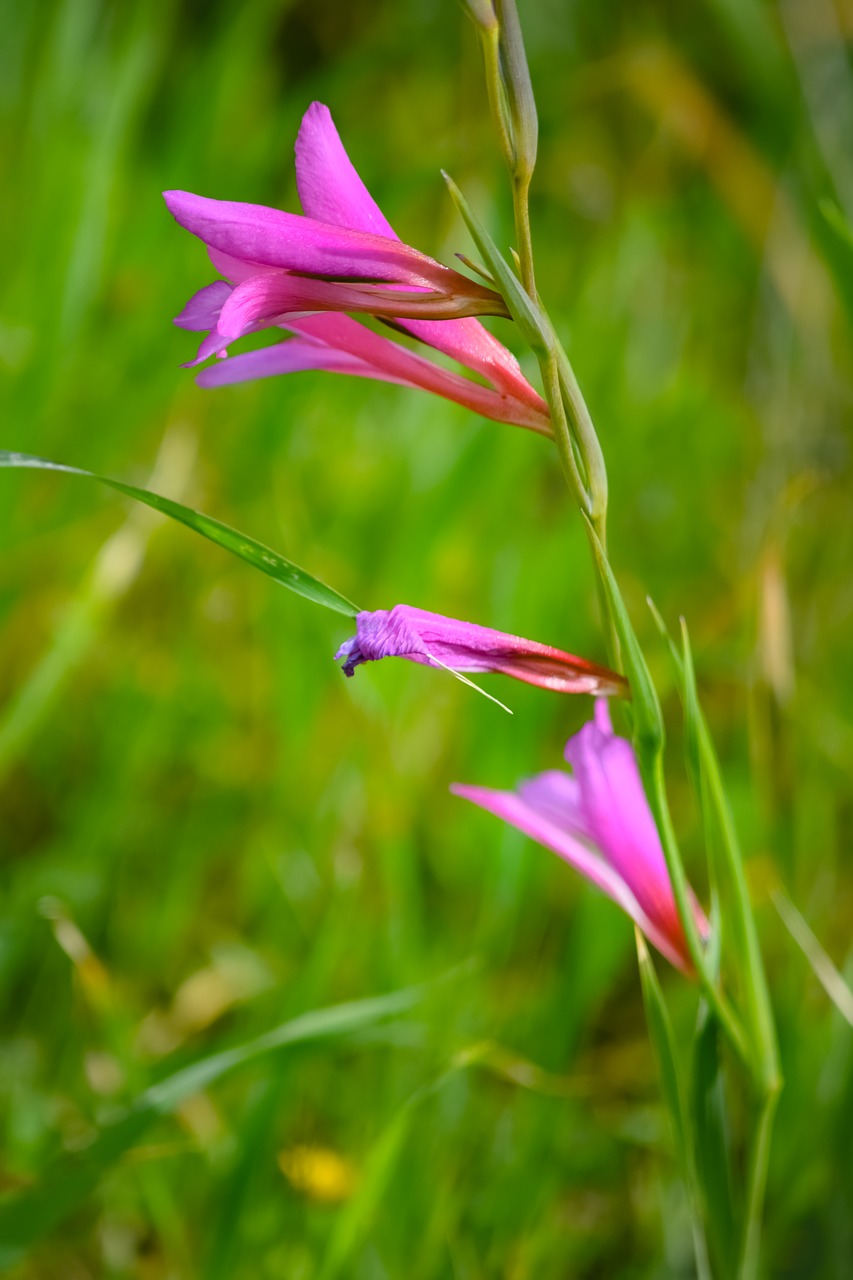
[[538, 348, 590, 515], [512, 171, 536, 299]]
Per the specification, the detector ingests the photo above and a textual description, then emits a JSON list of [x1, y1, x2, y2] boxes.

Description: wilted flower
[[453, 700, 708, 971], [167, 103, 550, 435], [336, 605, 626, 697]]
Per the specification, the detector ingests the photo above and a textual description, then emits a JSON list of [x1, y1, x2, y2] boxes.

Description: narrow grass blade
[[0, 452, 360, 618], [316, 1062, 468, 1280], [0, 985, 423, 1262], [772, 887, 853, 1026]]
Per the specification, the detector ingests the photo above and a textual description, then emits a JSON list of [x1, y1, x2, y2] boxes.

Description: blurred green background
[[1, 0, 852, 1275]]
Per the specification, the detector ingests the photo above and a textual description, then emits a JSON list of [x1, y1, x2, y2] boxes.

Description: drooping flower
[[335, 606, 626, 698], [166, 103, 550, 435], [452, 701, 708, 971]]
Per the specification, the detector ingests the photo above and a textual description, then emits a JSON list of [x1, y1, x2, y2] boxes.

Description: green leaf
[[0, 452, 360, 618], [0, 985, 423, 1262]]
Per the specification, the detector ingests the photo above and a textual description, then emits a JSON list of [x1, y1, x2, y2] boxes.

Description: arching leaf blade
[[0, 452, 360, 618]]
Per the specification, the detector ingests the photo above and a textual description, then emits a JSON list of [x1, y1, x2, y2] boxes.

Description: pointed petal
[[451, 782, 690, 970], [295, 101, 397, 239], [564, 702, 674, 910]]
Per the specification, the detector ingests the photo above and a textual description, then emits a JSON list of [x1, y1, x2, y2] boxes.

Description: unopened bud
[[496, 0, 538, 182]]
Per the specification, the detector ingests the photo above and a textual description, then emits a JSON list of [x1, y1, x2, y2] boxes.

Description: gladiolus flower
[[452, 701, 708, 971], [166, 103, 550, 436], [335, 606, 626, 698]]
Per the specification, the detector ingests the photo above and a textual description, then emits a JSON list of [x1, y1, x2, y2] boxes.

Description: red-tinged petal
[[395, 317, 548, 408], [335, 606, 623, 695], [164, 189, 459, 289], [292, 105, 547, 409], [285, 315, 551, 433], [451, 781, 690, 971]]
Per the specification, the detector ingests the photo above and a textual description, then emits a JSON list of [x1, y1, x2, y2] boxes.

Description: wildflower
[[335, 605, 626, 697], [167, 103, 550, 435], [452, 700, 708, 971]]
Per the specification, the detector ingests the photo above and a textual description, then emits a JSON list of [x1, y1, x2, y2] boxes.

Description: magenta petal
[[450, 782, 687, 966], [295, 101, 397, 239], [362, 605, 624, 693], [175, 280, 232, 332], [452, 775, 692, 972], [564, 700, 673, 907], [163, 189, 446, 287], [398, 317, 547, 408], [216, 276, 299, 341], [335, 606, 625, 696], [281, 316, 549, 432], [184, 329, 229, 368], [451, 700, 710, 973]]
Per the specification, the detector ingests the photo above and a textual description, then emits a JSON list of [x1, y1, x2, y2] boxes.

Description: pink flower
[[166, 103, 550, 436], [336, 606, 626, 697], [453, 701, 709, 971]]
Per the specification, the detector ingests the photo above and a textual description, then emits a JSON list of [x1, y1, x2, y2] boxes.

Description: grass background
[[1, 0, 852, 1275]]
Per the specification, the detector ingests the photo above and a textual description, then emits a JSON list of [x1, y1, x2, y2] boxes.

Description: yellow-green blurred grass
[[1, 0, 852, 1276]]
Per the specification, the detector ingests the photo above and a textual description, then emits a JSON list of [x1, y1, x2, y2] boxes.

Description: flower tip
[[303, 100, 333, 123], [334, 634, 362, 678]]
